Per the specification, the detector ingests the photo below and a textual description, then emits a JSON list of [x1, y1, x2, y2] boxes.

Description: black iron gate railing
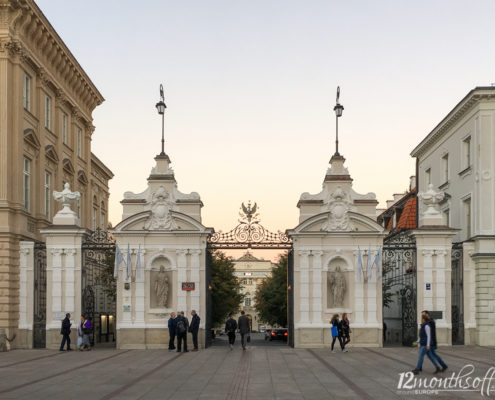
[[287, 249, 294, 348], [382, 231, 417, 347], [451, 243, 464, 345], [205, 249, 213, 348], [81, 228, 116, 346], [33, 242, 47, 349]]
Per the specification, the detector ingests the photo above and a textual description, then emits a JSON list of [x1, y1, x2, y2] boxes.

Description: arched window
[[100, 201, 106, 229], [92, 195, 98, 230]]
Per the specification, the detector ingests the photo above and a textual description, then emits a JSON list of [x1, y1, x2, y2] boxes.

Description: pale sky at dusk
[[37, 0, 495, 256]]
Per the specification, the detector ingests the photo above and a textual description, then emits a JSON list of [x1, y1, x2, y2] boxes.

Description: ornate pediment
[[63, 158, 75, 175], [24, 128, 40, 149], [77, 170, 88, 185], [321, 186, 354, 231], [144, 186, 178, 230], [45, 145, 59, 163]]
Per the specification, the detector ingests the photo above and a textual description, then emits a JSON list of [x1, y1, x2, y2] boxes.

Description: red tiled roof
[[395, 197, 417, 230], [386, 217, 393, 230]]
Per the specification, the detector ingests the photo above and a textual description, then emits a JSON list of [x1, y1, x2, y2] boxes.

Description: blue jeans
[[416, 345, 439, 369], [430, 346, 447, 369]]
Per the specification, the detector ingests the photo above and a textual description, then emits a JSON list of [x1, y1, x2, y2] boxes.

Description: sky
[[37, 0, 495, 259]]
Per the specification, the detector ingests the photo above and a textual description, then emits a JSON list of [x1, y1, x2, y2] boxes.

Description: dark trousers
[[191, 330, 199, 349], [177, 332, 187, 352], [168, 331, 176, 350], [342, 333, 350, 347], [240, 333, 248, 348], [60, 333, 71, 350], [331, 336, 344, 351], [228, 332, 236, 345]]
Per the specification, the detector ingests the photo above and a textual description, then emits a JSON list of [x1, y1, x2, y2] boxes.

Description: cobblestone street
[[0, 344, 494, 399]]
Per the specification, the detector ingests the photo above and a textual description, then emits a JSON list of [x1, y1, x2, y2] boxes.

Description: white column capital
[[50, 248, 65, 256], [422, 250, 434, 257], [176, 249, 188, 256], [65, 249, 77, 256], [299, 250, 310, 257], [190, 249, 202, 256], [312, 250, 324, 257]]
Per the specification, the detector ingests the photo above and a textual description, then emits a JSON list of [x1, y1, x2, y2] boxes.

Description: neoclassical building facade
[[0, 0, 112, 347]]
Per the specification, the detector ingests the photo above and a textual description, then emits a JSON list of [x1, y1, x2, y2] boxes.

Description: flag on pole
[[136, 245, 142, 279], [367, 246, 373, 281], [113, 245, 124, 278], [373, 247, 382, 279], [126, 244, 132, 280], [357, 247, 363, 282]]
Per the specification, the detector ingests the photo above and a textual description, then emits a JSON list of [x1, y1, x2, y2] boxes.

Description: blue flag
[[357, 247, 363, 282], [113, 245, 123, 278], [136, 245, 142, 279], [126, 244, 131, 279], [373, 247, 382, 279]]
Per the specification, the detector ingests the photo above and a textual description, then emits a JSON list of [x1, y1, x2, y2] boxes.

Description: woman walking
[[340, 313, 351, 349], [330, 314, 346, 353], [78, 314, 92, 351]]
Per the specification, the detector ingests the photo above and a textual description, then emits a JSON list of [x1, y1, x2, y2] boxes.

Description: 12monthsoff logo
[[397, 365, 495, 396]]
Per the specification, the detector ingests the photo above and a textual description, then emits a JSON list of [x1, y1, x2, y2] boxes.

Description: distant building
[[0, 0, 112, 346], [232, 251, 275, 331], [411, 86, 495, 346]]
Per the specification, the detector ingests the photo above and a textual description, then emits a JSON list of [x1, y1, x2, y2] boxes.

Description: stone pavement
[[0, 344, 494, 400]]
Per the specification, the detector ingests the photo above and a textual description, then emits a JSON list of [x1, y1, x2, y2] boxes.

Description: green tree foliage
[[100, 250, 117, 301], [210, 251, 244, 327], [382, 262, 394, 309], [254, 253, 288, 327]]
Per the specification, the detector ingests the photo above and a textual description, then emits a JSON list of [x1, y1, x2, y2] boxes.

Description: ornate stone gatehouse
[[112, 153, 212, 349], [287, 153, 386, 347]]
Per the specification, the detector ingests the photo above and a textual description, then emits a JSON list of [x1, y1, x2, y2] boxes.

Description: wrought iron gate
[[205, 249, 213, 348], [451, 243, 464, 345], [382, 232, 417, 347], [81, 229, 116, 346], [33, 242, 47, 348], [287, 249, 294, 348]]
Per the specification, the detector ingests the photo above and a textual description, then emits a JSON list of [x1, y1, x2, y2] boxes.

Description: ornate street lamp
[[333, 86, 344, 156], [155, 84, 167, 155]]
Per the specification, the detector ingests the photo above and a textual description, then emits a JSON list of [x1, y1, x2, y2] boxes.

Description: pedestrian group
[[225, 310, 251, 350], [330, 313, 351, 353]]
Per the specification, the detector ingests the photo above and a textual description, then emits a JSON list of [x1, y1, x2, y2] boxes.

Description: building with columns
[[0, 0, 112, 348]]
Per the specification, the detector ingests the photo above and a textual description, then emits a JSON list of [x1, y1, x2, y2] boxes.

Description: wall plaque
[[182, 282, 195, 291]]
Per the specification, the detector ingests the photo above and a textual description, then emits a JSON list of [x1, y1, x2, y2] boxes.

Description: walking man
[[412, 314, 439, 374], [237, 311, 250, 350], [189, 310, 200, 351], [168, 312, 176, 351], [176, 311, 189, 353], [59, 313, 72, 351], [225, 313, 237, 350], [422, 310, 448, 373]]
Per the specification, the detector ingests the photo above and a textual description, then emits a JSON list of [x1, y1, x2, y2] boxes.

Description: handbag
[[331, 325, 338, 337], [247, 335, 251, 343], [77, 337, 83, 346]]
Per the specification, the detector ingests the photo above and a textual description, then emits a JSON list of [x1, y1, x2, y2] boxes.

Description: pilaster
[[311, 251, 323, 324], [176, 249, 188, 313]]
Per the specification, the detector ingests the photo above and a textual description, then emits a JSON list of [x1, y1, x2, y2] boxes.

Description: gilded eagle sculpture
[[240, 201, 258, 223]]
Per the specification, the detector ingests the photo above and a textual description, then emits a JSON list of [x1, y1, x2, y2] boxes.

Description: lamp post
[[155, 84, 167, 155], [333, 86, 344, 156]]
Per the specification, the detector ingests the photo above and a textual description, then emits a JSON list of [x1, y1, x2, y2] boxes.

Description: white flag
[[126, 244, 132, 280], [367, 246, 373, 281], [136, 245, 142, 279], [357, 247, 363, 282], [113, 245, 124, 278], [373, 247, 382, 279]]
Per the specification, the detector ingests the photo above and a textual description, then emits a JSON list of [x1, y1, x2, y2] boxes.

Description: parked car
[[267, 328, 288, 342]]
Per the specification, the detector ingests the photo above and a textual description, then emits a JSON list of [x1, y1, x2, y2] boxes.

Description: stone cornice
[[411, 87, 495, 158], [0, 0, 104, 117]]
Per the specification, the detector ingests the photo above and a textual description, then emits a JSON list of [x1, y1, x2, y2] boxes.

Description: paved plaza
[[0, 340, 494, 400]]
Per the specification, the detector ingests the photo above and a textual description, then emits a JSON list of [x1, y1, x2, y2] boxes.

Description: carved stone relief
[[145, 186, 178, 230], [322, 186, 354, 231], [327, 260, 348, 309]]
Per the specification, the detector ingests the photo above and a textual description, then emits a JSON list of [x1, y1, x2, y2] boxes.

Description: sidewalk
[[0, 345, 493, 399]]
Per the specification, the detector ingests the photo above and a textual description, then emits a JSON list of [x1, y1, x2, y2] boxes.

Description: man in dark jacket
[[168, 312, 176, 351], [189, 310, 200, 351], [225, 313, 237, 350], [175, 311, 189, 353], [59, 313, 72, 351], [237, 311, 250, 350], [422, 310, 448, 372]]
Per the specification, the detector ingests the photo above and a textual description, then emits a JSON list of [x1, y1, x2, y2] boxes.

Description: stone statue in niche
[[322, 186, 354, 231], [328, 265, 346, 307], [145, 186, 178, 230], [154, 266, 169, 307]]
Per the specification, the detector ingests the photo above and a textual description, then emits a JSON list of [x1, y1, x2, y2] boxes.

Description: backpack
[[176, 319, 186, 334], [226, 319, 236, 333]]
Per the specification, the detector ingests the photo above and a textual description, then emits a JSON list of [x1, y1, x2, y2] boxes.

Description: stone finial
[[52, 183, 81, 225], [418, 184, 444, 226]]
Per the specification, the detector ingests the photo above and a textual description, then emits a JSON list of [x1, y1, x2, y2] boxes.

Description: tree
[[254, 253, 288, 327], [382, 262, 394, 309], [210, 250, 244, 327]]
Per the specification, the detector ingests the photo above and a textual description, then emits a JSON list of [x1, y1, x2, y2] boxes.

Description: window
[[241, 279, 247, 285], [442, 154, 449, 183], [100, 201, 106, 229], [247, 279, 253, 285], [23, 158, 31, 211], [245, 298, 251, 307], [425, 168, 431, 185], [62, 113, 68, 144], [45, 95, 51, 130], [464, 198, 471, 238], [44, 171, 51, 219], [463, 136, 471, 169], [23, 73, 31, 111], [77, 128, 82, 157], [93, 207, 97, 230], [443, 208, 449, 227]]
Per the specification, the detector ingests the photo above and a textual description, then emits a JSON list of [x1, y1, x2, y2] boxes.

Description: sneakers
[[342, 349, 348, 353], [229, 344, 233, 351], [331, 350, 336, 353]]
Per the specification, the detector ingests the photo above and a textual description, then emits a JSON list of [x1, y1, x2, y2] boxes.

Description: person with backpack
[[59, 313, 72, 351], [78, 314, 92, 351], [175, 311, 189, 353], [189, 310, 200, 351], [225, 313, 237, 350], [330, 314, 346, 353]]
